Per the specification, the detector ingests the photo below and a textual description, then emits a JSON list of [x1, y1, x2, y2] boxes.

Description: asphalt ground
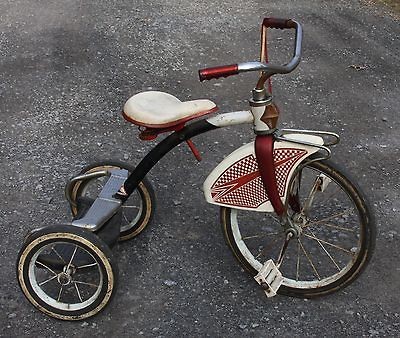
[[0, 0, 399, 337]]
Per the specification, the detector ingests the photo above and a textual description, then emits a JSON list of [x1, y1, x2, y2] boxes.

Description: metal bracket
[[280, 129, 340, 146], [65, 170, 109, 209], [71, 169, 128, 231], [275, 128, 340, 164]]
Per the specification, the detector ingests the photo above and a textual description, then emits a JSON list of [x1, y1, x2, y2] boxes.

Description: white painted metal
[[206, 110, 253, 127], [251, 105, 270, 132], [203, 133, 324, 212]]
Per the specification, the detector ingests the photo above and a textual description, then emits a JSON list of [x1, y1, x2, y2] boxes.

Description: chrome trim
[[275, 135, 332, 161], [71, 169, 128, 231], [238, 62, 266, 72], [65, 170, 109, 208], [281, 129, 340, 146]]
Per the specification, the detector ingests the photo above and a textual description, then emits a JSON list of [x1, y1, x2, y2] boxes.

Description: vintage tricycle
[[16, 18, 375, 320]]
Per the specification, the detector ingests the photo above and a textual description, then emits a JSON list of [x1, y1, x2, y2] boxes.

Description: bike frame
[[120, 111, 251, 197], [66, 17, 339, 233], [118, 109, 334, 212]]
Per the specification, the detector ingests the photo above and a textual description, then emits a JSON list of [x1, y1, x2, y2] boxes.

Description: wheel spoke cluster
[[222, 158, 374, 296], [33, 243, 102, 307]]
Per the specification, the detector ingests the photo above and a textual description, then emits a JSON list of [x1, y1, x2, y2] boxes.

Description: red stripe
[[255, 134, 285, 216]]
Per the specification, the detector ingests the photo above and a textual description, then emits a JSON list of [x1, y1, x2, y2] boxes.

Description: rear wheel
[[222, 157, 375, 297], [17, 225, 118, 320], [69, 161, 155, 241]]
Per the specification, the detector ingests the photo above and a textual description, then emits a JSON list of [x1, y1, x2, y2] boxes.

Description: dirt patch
[[365, 0, 400, 17]]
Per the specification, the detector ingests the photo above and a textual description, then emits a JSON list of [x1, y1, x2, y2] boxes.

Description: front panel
[[203, 134, 323, 212]]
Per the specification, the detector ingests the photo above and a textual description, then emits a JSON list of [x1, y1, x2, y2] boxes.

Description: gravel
[[0, 0, 399, 337]]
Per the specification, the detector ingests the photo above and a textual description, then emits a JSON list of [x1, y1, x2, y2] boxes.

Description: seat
[[123, 91, 218, 128]]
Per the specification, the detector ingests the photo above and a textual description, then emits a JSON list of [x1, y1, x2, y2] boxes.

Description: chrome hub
[[57, 265, 76, 286], [57, 272, 72, 286]]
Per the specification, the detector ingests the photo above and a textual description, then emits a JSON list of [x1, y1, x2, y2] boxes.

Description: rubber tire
[[221, 157, 376, 297], [69, 160, 155, 241], [17, 224, 118, 320]]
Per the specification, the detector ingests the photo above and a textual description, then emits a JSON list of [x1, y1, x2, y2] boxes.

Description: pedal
[[254, 259, 283, 298]]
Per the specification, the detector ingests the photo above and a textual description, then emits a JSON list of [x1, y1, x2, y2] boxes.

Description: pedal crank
[[254, 259, 283, 298]]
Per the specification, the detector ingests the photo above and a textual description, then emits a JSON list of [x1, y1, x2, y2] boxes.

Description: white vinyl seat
[[123, 91, 217, 128]]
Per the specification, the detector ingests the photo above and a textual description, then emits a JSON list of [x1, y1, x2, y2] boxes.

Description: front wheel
[[17, 225, 118, 320], [221, 157, 375, 297]]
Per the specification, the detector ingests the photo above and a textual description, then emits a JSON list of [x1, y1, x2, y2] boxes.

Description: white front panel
[[203, 134, 323, 212]]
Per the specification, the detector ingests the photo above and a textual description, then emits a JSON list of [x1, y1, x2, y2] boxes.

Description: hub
[[57, 265, 76, 286], [57, 272, 72, 286]]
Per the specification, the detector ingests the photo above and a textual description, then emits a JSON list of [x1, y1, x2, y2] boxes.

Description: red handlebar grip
[[262, 17, 295, 29], [198, 64, 239, 82]]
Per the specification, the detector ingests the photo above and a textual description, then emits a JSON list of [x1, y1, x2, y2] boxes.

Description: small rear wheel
[[222, 156, 375, 297], [17, 224, 118, 320], [69, 161, 155, 241]]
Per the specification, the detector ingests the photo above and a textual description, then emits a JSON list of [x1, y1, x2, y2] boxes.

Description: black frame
[[122, 120, 219, 198]]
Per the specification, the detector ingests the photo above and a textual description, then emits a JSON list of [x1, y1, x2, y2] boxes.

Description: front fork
[[253, 130, 305, 296], [256, 136, 331, 272]]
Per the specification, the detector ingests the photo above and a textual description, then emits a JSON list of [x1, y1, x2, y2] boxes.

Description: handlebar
[[198, 18, 302, 82], [262, 17, 297, 29], [198, 64, 239, 81]]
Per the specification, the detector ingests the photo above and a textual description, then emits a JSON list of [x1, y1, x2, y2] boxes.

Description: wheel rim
[[119, 190, 143, 232], [229, 165, 365, 290], [27, 241, 104, 311]]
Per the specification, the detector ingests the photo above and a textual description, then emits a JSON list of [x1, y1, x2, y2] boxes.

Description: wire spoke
[[296, 241, 300, 281], [76, 262, 98, 269], [38, 275, 58, 286], [315, 222, 357, 233], [74, 282, 83, 302], [310, 186, 340, 207], [300, 176, 321, 214], [122, 205, 140, 209], [57, 286, 63, 302], [270, 215, 281, 225], [122, 212, 130, 225], [36, 260, 58, 276], [254, 234, 281, 259], [306, 229, 341, 271], [298, 239, 321, 280], [66, 245, 78, 271], [304, 208, 354, 228], [255, 246, 269, 259], [302, 233, 354, 254], [242, 232, 281, 240], [276, 233, 293, 268], [51, 246, 67, 264], [73, 280, 99, 288]]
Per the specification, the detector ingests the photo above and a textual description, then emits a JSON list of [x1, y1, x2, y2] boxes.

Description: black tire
[[17, 224, 118, 320], [221, 156, 375, 297], [69, 161, 155, 241]]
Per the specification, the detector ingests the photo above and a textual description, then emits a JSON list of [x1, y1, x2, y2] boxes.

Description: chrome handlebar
[[198, 19, 303, 83]]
